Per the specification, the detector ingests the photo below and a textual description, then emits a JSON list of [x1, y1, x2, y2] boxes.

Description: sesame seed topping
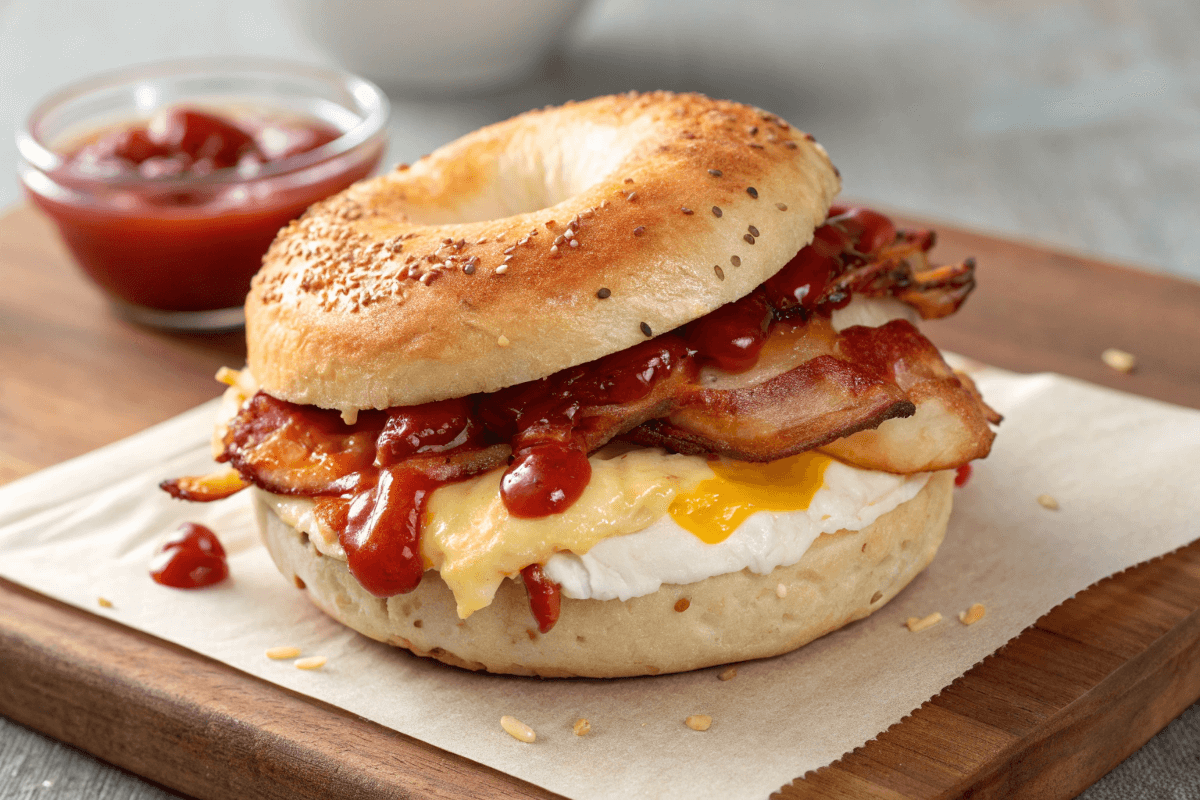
[[746, 187, 758, 199], [569, 239, 579, 248], [497, 335, 510, 347], [712, 206, 723, 218], [784, 140, 798, 149], [681, 207, 693, 215], [463, 262, 476, 275], [674, 598, 690, 612], [640, 321, 653, 337], [504, 255, 514, 263], [633, 226, 645, 236], [748, 225, 760, 237], [624, 177, 635, 184], [442, 238, 453, 245], [545, 220, 556, 228], [730, 255, 741, 267], [749, 125, 758, 135], [573, 718, 591, 736], [549, 245, 560, 256], [804, 132, 816, 141], [708, 168, 722, 177], [504, 246, 516, 255], [626, 191, 638, 201], [743, 234, 756, 244], [685, 715, 712, 732], [267, 646, 301, 660], [563, 229, 574, 239], [295, 656, 327, 670], [596, 287, 611, 299], [776, 202, 788, 211], [714, 265, 724, 279], [496, 264, 509, 275], [749, 142, 764, 149]]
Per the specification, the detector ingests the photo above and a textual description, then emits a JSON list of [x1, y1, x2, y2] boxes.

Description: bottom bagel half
[[255, 470, 953, 678]]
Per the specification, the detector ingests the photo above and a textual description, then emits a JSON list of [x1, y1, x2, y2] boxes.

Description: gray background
[[1, 0, 1197, 797]]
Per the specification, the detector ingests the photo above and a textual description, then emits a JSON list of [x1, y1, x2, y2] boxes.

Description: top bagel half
[[247, 91, 841, 414]]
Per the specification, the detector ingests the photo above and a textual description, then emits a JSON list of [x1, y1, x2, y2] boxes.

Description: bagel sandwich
[[164, 92, 999, 678]]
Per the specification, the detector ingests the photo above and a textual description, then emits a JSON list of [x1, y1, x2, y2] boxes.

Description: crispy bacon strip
[[161, 467, 248, 502], [818, 320, 997, 472]]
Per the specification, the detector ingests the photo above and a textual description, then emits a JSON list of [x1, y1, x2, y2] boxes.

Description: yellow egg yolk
[[668, 452, 833, 544]]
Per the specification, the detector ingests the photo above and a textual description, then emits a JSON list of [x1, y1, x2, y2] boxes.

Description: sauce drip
[[954, 463, 973, 487], [684, 290, 772, 372], [342, 467, 435, 596], [668, 452, 833, 544], [150, 522, 229, 588], [521, 564, 562, 633]]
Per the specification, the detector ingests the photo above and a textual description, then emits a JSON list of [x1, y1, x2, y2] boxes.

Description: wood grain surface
[[1, 203, 1199, 799]]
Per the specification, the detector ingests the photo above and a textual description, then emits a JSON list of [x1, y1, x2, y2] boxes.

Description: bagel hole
[[396, 121, 651, 224]]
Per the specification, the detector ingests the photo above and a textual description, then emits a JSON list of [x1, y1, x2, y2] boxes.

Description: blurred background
[[2, 0, 1197, 280], [1, 0, 1197, 798]]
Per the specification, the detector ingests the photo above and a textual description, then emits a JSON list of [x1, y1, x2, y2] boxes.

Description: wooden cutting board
[[1, 204, 1198, 799]]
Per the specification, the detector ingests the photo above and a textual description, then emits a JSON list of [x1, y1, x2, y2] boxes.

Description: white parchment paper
[[1, 367, 1198, 800]]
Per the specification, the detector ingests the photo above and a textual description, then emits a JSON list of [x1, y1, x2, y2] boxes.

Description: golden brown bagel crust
[[247, 92, 840, 413], [255, 471, 952, 678]]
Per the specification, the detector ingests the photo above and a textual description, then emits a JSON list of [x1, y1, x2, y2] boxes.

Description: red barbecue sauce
[[29, 107, 379, 312], [955, 463, 973, 487], [220, 205, 937, 631], [521, 564, 562, 633], [150, 522, 229, 588]]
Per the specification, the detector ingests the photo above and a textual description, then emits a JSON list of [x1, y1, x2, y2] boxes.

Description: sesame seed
[[295, 656, 327, 670], [776, 202, 788, 211], [674, 597, 690, 612], [1101, 348, 1136, 373], [749, 142, 764, 149], [442, 238, 453, 245], [640, 321, 653, 337], [596, 287, 611, 299], [464, 262, 476, 275], [504, 255, 514, 263], [500, 715, 536, 743], [708, 168, 722, 177], [519, 237, 530, 245], [743, 234, 756, 244], [569, 239, 579, 248], [545, 220, 556, 228], [266, 646, 301, 660], [681, 207, 693, 215], [712, 206, 723, 218], [476, 237, 488, 244], [563, 229, 574, 239], [496, 264, 509, 274], [714, 265, 725, 280], [959, 603, 987, 625], [749, 125, 758, 135], [627, 191, 638, 201], [746, 187, 758, 199], [573, 718, 591, 736], [685, 715, 712, 732], [775, 583, 788, 598], [624, 177, 634, 184], [718, 667, 737, 681], [731, 256, 742, 268], [804, 132, 816, 141], [497, 335, 510, 347], [748, 225, 760, 237], [633, 226, 645, 236], [784, 141, 798, 149], [549, 245, 560, 256], [97, 597, 113, 609], [504, 246, 516, 255], [1038, 494, 1060, 510], [905, 613, 942, 633]]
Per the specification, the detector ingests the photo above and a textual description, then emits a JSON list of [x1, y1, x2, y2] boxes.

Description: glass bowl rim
[[16, 55, 390, 189]]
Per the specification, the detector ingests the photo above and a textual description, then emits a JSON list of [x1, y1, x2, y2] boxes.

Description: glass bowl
[[17, 57, 389, 331]]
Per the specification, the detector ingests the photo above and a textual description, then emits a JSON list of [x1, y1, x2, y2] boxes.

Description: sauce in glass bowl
[[17, 59, 389, 331]]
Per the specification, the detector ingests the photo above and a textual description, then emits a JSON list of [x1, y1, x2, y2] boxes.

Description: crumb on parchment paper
[[959, 603, 986, 625], [905, 612, 942, 632], [501, 715, 536, 743]]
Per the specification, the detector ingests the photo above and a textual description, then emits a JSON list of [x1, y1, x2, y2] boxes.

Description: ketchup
[[28, 106, 382, 314], [150, 522, 229, 588], [521, 564, 562, 633], [955, 463, 973, 487]]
